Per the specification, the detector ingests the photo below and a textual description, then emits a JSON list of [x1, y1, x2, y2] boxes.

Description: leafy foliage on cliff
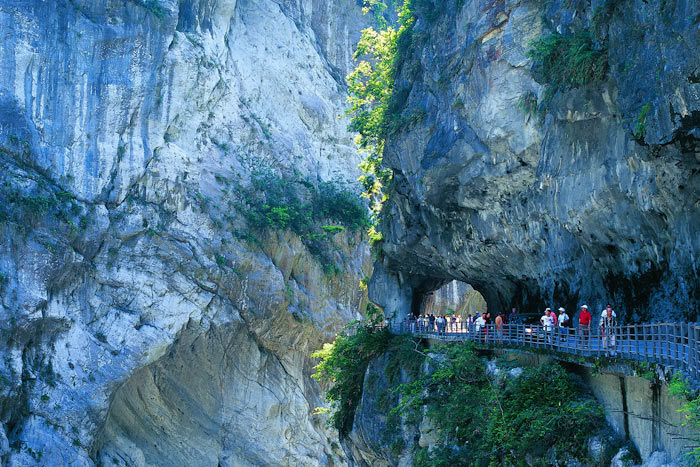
[[312, 323, 392, 434], [236, 169, 369, 273], [528, 31, 608, 89], [392, 344, 606, 466], [347, 0, 420, 245], [525, 6, 610, 123], [668, 373, 700, 462]]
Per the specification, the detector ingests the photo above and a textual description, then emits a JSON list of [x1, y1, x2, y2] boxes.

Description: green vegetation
[[215, 254, 227, 268], [668, 372, 700, 462], [527, 31, 608, 89], [517, 91, 538, 122], [634, 102, 652, 141], [392, 344, 606, 466], [314, 329, 607, 465], [236, 169, 369, 274], [240, 170, 368, 233], [321, 225, 344, 235], [142, 0, 166, 19], [632, 360, 656, 381], [346, 0, 422, 247], [0, 178, 87, 242], [312, 323, 392, 434], [525, 26, 608, 120], [360, 0, 398, 29]]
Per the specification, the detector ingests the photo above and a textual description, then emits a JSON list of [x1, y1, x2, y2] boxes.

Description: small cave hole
[[415, 280, 487, 318]]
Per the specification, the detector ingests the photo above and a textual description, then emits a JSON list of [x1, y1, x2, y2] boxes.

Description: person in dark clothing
[[428, 314, 436, 332], [509, 308, 518, 325]]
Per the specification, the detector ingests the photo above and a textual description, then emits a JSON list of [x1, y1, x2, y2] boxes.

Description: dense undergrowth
[[311, 322, 393, 434], [313, 323, 608, 465], [396, 344, 606, 466]]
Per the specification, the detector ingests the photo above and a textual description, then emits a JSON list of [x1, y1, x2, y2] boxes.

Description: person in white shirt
[[475, 314, 486, 342], [558, 307, 570, 343], [600, 307, 618, 356], [601, 304, 617, 319], [540, 308, 554, 344]]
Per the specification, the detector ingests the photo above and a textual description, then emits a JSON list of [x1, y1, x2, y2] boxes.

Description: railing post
[[646, 324, 650, 359], [683, 323, 689, 372], [692, 324, 698, 382], [668, 323, 671, 366], [691, 324, 696, 382], [664, 323, 669, 366], [675, 323, 681, 370], [692, 323, 700, 382]]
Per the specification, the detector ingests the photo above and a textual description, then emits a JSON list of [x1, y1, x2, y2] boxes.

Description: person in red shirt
[[578, 305, 592, 349]]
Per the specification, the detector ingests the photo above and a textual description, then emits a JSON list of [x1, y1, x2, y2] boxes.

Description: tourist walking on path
[[475, 313, 486, 343], [600, 307, 617, 356], [578, 305, 592, 349], [601, 304, 617, 319], [429, 314, 436, 332], [509, 308, 519, 325], [495, 312, 504, 344], [438, 314, 447, 334], [558, 307, 570, 343], [541, 308, 554, 345]]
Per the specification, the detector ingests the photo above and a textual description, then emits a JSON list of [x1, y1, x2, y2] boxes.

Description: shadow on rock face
[[93, 320, 340, 467]]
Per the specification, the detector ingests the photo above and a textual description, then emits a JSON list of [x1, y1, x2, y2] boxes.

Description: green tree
[[346, 0, 417, 246], [312, 324, 391, 434]]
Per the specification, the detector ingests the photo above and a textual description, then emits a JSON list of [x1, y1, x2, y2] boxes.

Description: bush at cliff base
[[392, 344, 606, 466], [312, 324, 391, 434]]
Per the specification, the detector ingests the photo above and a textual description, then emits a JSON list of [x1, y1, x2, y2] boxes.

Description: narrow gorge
[[0, 0, 698, 466]]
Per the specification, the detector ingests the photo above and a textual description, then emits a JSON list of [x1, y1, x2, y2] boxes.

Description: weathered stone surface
[[94, 320, 342, 466], [643, 451, 681, 467], [371, 0, 700, 323], [0, 0, 376, 465], [346, 353, 417, 467], [611, 447, 641, 467], [583, 369, 698, 464]]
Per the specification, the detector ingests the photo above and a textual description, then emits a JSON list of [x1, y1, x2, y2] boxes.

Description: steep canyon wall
[[370, 0, 700, 324], [0, 0, 374, 465]]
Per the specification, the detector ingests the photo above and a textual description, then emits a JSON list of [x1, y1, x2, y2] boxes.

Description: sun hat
[[581, 305, 588, 309], [558, 307, 565, 312], [545, 307, 551, 312]]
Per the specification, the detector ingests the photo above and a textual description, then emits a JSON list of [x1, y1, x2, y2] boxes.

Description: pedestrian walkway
[[392, 322, 700, 384]]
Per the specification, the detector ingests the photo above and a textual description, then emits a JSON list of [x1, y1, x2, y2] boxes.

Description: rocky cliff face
[[0, 0, 374, 465], [370, 0, 700, 323]]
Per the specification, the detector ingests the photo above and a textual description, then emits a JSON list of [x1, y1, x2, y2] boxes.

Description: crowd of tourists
[[404, 304, 620, 356]]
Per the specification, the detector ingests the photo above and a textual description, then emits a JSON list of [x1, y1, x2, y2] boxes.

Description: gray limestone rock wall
[[370, 0, 700, 324], [0, 0, 376, 465], [584, 370, 699, 464]]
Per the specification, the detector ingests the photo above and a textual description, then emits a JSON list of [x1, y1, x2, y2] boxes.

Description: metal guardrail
[[388, 321, 700, 383]]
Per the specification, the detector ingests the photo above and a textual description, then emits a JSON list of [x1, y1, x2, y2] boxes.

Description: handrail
[[388, 321, 700, 384]]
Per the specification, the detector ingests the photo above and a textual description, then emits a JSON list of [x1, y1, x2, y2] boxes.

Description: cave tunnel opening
[[411, 280, 487, 318]]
